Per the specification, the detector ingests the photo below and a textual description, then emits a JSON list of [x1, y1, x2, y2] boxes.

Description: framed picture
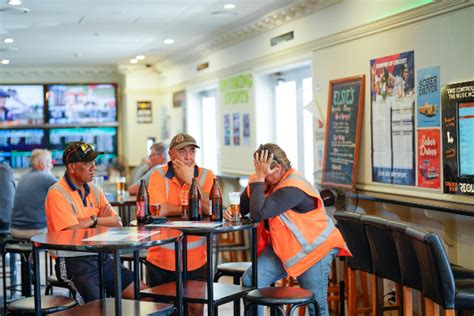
[[322, 75, 365, 190], [137, 101, 152, 124]]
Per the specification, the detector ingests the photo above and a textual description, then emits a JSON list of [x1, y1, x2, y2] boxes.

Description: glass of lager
[[228, 192, 241, 221], [116, 176, 126, 196]]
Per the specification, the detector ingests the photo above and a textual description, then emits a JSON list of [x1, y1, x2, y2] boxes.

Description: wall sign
[[322, 75, 365, 190], [442, 80, 474, 195], [137, 101, 152, 124]]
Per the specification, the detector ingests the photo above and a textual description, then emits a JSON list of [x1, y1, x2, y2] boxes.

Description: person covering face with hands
[[225, 143, 350, 316]]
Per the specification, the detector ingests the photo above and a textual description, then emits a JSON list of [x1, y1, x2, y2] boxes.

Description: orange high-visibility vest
[[267, 169, 350, 277], [147, 164, 214, 271]]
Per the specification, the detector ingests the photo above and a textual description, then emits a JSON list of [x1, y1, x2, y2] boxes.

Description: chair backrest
[[407, 226, 456, 308], [361, 215, 401, 283], [334, 211, 372, 273], [388, 220, 422, 291]]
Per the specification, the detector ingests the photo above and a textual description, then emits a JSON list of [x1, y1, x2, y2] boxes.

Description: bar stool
[[361, 215, 403, 315], [7, 296, 76, 315], [245, 287, 319, 316], [120, 249, 148, 281], [213, 261, 251, 315], [407, 227, 474, 315], [333, 211, 373, 315]]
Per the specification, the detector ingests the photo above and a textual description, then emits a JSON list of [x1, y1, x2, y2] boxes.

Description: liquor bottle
[[136, 179, 150, 223], [189, 177, 201, 221], [210, 178, 223, 221]]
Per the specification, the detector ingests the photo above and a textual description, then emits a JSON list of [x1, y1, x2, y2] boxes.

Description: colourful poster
[[223, 114, 231, 146], [370, 50, 415, 185], [242, 113, 250, 146], [232, 113, 240, 146], [417, 129, 441, 189], [442, 80, 474, 195], [417, 67, 440, 127]]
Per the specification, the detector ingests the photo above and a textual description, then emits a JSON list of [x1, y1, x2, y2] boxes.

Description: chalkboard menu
[[322, 75, 365, 190]]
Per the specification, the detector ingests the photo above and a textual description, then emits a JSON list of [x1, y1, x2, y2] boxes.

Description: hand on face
[[172, 158, 194, 186], [253, 149, 277, 180]]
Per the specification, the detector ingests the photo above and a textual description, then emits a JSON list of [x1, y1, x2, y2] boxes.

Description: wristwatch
[[90, 215, 98, 228]]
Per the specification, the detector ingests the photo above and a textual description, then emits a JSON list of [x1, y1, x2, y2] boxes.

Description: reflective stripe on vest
[[279, 212, 335, 270], [53, 184, 79, 215], [156, 168, 169, 199], [278, 173, 317, 193], [199, 169, 209, 188], [158, 236, 206, 250]]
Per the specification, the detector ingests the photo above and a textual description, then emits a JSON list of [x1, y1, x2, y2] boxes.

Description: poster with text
[[417, 67, 440, 127], [417, 129, 440, 189], [224, 114, 231, 146], [243, 113, 250, 146], [442, 80, 474, 195], [136, 101, 152, 124], [371, 50, 415, 185], [232, 113, 240, 146]]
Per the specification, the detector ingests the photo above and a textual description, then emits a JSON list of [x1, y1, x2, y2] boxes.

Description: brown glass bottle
[[209, 178, 223, 221], [189, 177, 201, 221], [136, 179, 150, 223]]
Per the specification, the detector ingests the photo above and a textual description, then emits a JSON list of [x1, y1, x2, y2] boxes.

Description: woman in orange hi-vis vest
[[224, 143, 350, 316]]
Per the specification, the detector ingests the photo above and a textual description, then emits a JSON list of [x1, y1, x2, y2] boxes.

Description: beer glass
[[116, 176, 126, 195], [228, 192, 241, 221], [180, 189, 189, 220]]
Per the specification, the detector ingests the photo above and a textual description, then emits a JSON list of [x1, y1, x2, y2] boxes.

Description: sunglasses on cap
[[256, 144, 284, 166], [64, 142, 98, 164]]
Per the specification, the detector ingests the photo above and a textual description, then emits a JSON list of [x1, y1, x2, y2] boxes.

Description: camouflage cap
[[169, 133, 200, 150]]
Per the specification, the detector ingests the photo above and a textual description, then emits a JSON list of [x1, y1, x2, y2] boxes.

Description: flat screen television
[[0, 85, 45, 126], [0, 129, 46, 168], [47, 84, 117, 124], [49, 127, 117, 165]]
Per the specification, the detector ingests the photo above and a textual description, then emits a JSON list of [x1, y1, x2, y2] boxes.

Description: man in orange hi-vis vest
[[45, 141, 147, 304], [147, 133, 215, 316], [224, 143, 351, 316]]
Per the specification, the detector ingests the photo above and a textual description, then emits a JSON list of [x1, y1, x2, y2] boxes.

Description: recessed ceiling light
[[130, 59, 138, 64], [1, 59, 10, 65], [136, 55, 145, 60], [224, 3, 236, 9], [4, 38, 14, 44], [163, 39, 174, 44], [8, 0, 22, 5]]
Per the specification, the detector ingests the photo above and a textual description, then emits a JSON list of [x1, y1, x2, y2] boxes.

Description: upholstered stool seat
[[213, 261, 251, 281], [7, 295, 76, 315], [245, 287, 319, 316]]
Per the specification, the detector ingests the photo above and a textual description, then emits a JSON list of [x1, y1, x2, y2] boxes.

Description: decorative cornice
[[155, 0, 341, 70], [158, 0, 472, 94], [0, 65, 121, 82]]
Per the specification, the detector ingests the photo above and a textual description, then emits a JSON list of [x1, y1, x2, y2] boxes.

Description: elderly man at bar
[[45, 141, 146, 304]]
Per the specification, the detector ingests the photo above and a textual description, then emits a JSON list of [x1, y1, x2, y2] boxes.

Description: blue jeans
[[242, 245, 339, 316]]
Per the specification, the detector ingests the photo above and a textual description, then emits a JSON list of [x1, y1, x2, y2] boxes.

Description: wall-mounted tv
[[49, 127, 117, 165], [47, 84, 117, 124], [0, 129, 46, 168], [0, 85, 45, 126]]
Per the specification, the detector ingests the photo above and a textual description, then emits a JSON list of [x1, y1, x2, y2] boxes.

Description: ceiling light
[[8, 0, 22, 5], [130, 59, 138, 64], [136, 55, 145, 60], [1, 59, 10, 65], [224, 3, 236, 9], [163, 39, 174, 44], [4, 38, 14, 44]]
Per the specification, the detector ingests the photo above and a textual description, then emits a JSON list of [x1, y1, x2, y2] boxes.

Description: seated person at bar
[[146, 133, 214, 315], [224, 143, 350, 316], [128, 142, 167, 195], [11, 149, 57, 239], [45, 141, 146, 304], [0, 163, 15, 232]]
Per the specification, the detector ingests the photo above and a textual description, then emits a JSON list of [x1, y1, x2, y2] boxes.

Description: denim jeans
[[242, 245, 339, 316]]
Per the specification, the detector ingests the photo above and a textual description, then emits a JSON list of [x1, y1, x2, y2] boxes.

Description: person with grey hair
[[10, 149, 57, 239], [128, 142, 167, 195]]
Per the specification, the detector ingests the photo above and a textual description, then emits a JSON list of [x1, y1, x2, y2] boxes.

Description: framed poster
[[322, 75, 365, 190], [136, 101, 152, 124]]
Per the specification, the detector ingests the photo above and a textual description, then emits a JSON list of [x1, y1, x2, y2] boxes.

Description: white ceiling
[[0, 0, 306, 67]]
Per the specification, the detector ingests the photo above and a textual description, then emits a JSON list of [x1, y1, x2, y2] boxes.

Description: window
[[256, 64, 314, 181], [186, 88, 219, 172]]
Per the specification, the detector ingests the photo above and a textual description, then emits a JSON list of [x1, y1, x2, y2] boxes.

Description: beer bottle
[[210, 178, 223, 221], [189, 177, 201, 221], [136, 179, 150, 223]]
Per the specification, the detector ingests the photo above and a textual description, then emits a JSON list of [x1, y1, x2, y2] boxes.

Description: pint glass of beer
[[228, 192, 241, 221], [116, 176, 126, 195]]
